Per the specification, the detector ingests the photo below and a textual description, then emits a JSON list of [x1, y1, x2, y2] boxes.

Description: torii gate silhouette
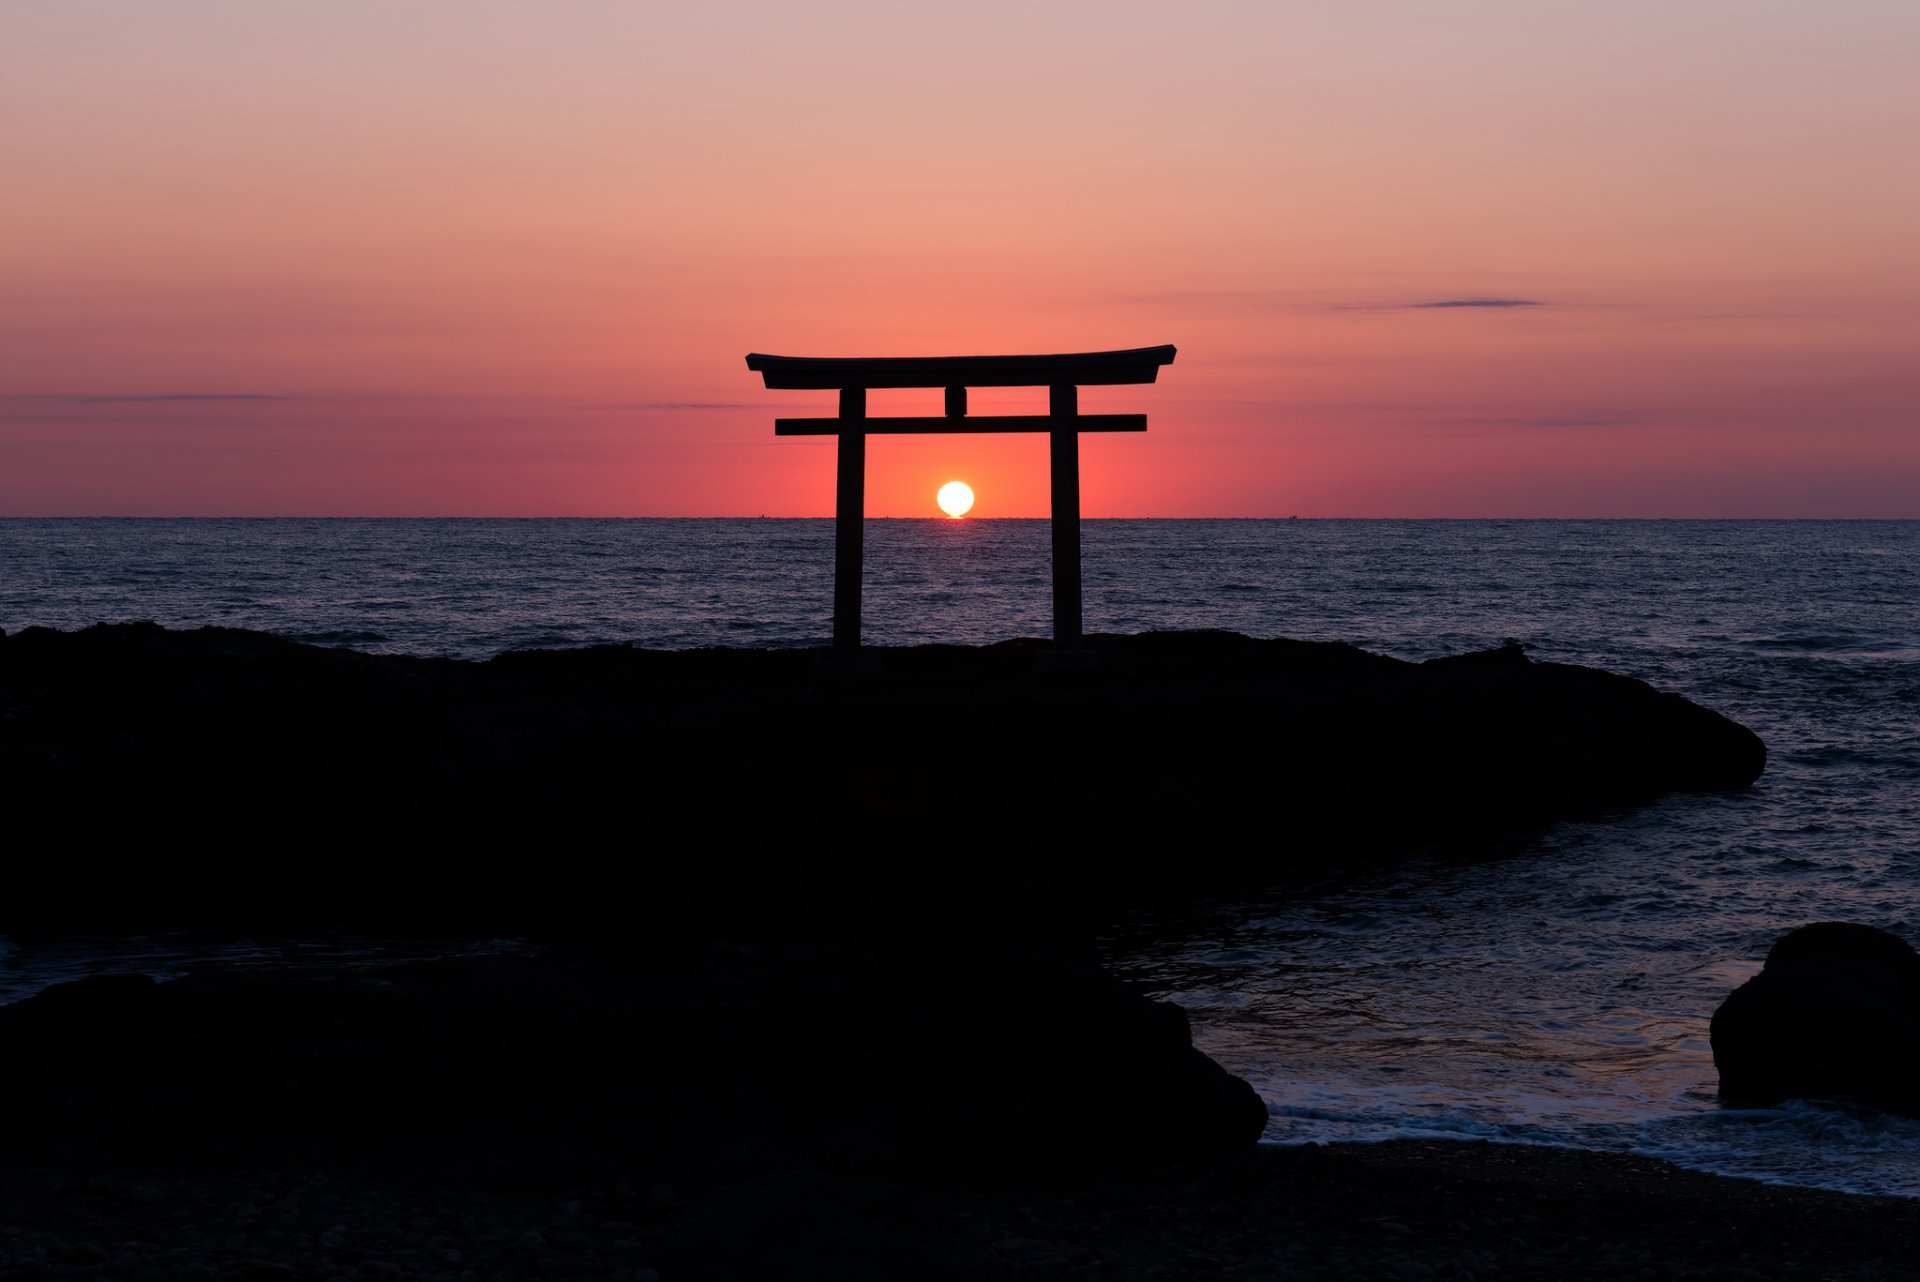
[[747, 345, 1176, 649]]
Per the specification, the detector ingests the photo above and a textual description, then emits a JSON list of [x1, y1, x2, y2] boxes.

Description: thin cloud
[[1455, 412, 1639, 429], [1409, 298, 1544, 309], [2, 393, 290, 405], [596, 401, 765, 411], [1113, 290, 1554, 315]]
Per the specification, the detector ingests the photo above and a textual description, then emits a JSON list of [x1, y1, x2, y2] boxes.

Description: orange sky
[[3, 1, 1916, 516]]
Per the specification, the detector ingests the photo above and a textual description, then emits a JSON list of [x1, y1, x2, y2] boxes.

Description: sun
[[936, 480, 975, 518]]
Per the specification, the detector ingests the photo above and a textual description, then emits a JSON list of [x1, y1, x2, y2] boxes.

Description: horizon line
[[2, 514, 1915, 523]]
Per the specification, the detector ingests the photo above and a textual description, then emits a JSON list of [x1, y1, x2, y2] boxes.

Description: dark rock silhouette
[[0, 623, 1764, 931], [1710, 922, 1920, 1115], [0, 933, 1261, 1179], [894, 931, 1267, 1172]]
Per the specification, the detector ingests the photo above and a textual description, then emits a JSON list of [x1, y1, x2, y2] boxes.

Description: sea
[[1, 518, 1915, 1198]]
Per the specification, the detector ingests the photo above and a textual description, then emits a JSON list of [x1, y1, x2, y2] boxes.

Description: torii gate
[[746, 344, 1176, 649]]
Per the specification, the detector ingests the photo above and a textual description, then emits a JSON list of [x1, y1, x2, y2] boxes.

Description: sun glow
[[936, 481, 975, 518]]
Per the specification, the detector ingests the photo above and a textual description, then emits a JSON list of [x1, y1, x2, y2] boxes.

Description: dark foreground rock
[[0, 623, 1763, 931], [1712, 922, 1920, 1116], [1, 947, 1913, 1280], [0, 939, 1263, 1181]]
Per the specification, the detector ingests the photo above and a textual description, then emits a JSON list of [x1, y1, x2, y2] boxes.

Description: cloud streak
[[2, 393, 290, 405], [1109, 291, 1553, 315], [1454, 412, 1639, 429], [1408, 298, 1544, 309], [597, 401, 764, 411]]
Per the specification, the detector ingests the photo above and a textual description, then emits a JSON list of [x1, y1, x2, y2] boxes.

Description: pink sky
[[3, 1, 1916, 516]]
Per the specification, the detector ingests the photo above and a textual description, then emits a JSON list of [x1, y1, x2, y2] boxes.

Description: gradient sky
[[4, 1, 1916, 516]]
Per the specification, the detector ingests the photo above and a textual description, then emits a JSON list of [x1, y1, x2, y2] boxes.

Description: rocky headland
[[1, 622, 1764, 928]]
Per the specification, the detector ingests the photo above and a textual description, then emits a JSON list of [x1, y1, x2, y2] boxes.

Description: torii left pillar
[[833, 386, 866, 648]]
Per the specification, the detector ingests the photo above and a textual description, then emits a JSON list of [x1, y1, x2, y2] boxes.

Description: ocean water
[[1, 518, 1916, 1197]]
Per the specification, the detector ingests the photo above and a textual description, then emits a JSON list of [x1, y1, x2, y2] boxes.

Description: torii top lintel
[[745, 344, 1175, 390]]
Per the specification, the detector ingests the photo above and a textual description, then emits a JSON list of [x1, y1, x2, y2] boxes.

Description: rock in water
[[1710, 922, 1920, 1115]]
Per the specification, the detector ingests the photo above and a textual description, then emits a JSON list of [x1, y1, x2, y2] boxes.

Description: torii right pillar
[[1049, 382, 1082, 648]]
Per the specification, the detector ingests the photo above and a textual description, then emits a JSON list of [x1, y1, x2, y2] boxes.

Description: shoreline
[[4, 1138, 1913, 1281], [7, 931, 1909, 1281]]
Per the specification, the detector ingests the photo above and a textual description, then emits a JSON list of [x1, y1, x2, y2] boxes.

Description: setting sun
[[936, 481, 975, 518]]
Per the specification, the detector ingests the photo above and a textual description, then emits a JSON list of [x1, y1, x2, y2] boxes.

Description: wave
[[1744, 633, 1881, 652], [284, 629, 391, 645], [1634, 1101, 1920, 1200], [1262, 1096, 1920, 1200]]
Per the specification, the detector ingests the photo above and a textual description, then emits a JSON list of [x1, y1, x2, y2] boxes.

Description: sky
[[3, 0, 1916, 517]]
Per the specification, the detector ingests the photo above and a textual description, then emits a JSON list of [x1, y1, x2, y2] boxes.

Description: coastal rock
[[1710, 922, 1920, 1115], [0, 936, 1268, 1179], [895, 933, 1269, 1172], [0, 624, 1766, 931]]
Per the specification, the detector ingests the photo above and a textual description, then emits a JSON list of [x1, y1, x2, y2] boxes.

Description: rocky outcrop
[[0, 933, 1265, 1180], [0, 624, 1765, 932], [893, 931, 1268, 1172], [1710, 922, 1920, 1115]]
